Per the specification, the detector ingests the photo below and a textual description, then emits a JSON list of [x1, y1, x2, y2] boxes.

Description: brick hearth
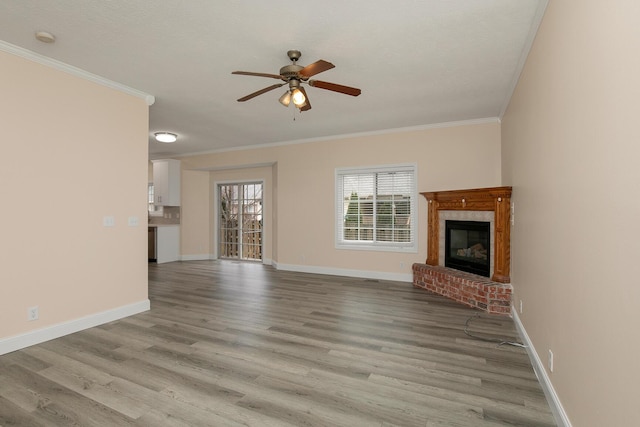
[[412, 263, 512, 315]]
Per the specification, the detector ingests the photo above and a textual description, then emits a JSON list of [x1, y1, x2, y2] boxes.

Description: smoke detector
[[35, 31, 56, 43]]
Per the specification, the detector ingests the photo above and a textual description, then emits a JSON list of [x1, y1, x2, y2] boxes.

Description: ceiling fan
[[232, 50, 361, 112]]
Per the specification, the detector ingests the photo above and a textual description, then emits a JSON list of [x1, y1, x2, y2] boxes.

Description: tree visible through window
[[218, 182, 263, 260], [336, 165, 417, 252]]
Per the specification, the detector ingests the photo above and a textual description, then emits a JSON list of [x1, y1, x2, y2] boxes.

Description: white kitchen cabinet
[[152, 159, 181, 206], [155, 225, 180, 264]]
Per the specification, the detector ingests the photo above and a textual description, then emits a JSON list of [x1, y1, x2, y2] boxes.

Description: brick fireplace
[[412, 186, 513, 315]]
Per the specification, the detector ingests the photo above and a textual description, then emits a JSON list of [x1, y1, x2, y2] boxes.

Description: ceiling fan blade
[[309, 80, 361, 97], [298, 87, 311, 112], [299, 60, 335, 79], [237, 83, 285, 102], [232, 71, 284, 80]]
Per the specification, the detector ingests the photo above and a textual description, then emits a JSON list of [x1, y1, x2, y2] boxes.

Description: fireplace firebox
[[445, 220, 490, 277]]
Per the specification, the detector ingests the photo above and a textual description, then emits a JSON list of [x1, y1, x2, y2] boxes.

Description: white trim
[[180, 254, 214, 261], [0, 299, 150, 356], [335, 243, 418, 254], [499, 0, 549, 118], [172, 118, 500, 159], [179, 256, 270, 264], [191, 162, 276, 172], [0, 41, 155, 106], [275, 262, 412, 283], [512, 307, 572, 427]]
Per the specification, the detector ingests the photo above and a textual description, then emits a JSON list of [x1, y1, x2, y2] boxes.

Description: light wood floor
[[0, 261, 556, 426]]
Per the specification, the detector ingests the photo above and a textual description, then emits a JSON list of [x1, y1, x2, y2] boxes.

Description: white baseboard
[[180, 254, 214, 261], [0, 299, 150, 355], [512, 306, 572, 427], [273, 262, 412, 283], [179, 255, 272, 266]]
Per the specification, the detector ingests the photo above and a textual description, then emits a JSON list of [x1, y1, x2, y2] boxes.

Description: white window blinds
[[335, 164, 417, 252]]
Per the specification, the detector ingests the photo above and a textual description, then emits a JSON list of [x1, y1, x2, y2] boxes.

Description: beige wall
[[181, 121, 501, 277], [0, 51, 149, 339], [180, 170, 211, 257], [501, 1, 640, 425]]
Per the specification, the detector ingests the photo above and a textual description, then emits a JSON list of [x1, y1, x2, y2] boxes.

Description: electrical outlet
[[548, 349, 554, 373], [400, 262, 404, 269], [27, 306, 39, 321]]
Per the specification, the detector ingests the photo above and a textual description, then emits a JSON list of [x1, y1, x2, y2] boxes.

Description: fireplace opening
[[445, 220, 490, 277]]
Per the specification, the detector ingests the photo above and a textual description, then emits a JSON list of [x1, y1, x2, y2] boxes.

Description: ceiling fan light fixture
[[291, 88, 306, 107], [154, 132, 177, 143], [278, 91, 291, 107]]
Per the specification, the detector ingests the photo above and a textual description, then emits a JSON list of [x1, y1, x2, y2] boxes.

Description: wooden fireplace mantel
[[421, 186, 512, 283]]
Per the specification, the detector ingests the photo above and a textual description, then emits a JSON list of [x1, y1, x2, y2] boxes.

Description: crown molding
[[499, 0, 549, 118], [0, 40, 155, 106], [174, 117, 500, 159]]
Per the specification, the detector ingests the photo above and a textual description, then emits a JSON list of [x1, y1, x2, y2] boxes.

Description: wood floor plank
[[0, 260, 556, 426], [0, 394, 47, 427], [1, 364, 137, 426]]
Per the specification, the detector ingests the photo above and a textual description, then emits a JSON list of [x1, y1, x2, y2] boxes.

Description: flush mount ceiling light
[[154, 132, 177, 143]]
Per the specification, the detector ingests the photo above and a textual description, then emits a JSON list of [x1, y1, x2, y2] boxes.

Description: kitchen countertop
[[148, 224, 180, 228]]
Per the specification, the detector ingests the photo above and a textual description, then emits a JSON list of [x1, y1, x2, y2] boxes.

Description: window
[[148, 183, 154, 212], [335, 164, 417, 252], [148, 183, 163, 216]]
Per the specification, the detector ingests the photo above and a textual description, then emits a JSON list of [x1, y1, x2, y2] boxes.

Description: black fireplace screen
[[445, 220, 490, 277]]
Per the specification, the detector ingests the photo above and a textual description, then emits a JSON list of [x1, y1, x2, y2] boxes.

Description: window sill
[[336, 242, 418, 253]]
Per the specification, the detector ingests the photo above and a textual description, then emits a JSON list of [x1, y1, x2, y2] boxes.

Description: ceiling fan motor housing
[[279, 64, 304, 80]]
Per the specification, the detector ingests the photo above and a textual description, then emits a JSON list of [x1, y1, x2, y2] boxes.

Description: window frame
[[335, 163, 418, 253]]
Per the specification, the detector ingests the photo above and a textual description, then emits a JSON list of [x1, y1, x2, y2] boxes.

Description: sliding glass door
[[218, 182, 263, 261]]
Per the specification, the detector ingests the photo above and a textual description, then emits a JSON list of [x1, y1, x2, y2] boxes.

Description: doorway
[[218, 182, 263, 261]]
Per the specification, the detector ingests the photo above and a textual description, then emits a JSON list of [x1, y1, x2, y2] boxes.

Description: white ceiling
[[0, 1, 546, 158]]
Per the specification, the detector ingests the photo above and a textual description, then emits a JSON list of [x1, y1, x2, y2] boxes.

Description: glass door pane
[[218, 182, 263, 260]]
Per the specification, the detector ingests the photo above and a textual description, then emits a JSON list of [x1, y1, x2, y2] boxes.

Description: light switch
[[128, 216, 139, 227], [103, 216, 115, 227]]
